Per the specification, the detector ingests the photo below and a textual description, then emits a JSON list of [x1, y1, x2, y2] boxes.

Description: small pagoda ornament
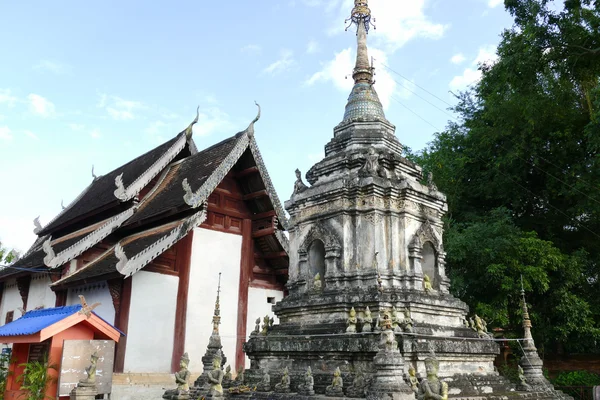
[[194, 273, 227, 388]]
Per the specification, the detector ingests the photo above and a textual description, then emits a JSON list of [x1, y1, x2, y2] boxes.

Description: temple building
[[0, 106, 289, 380]]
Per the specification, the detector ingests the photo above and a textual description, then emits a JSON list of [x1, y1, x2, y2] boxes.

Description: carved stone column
[[407, 240, 423, 291]]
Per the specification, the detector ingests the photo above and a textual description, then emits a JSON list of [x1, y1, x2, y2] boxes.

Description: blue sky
[[0, 0, 515, 252]]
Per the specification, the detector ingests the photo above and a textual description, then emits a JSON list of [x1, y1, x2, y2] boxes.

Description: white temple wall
[[66, 281, 114, 324], [245, 287, 283, 367], [185, 227, 242, 373], [124, 271, 178, 373], [26, 273, 56, 310], [0, 279, 22, 325]]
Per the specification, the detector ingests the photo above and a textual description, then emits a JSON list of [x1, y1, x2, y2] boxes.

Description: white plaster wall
[[26, 274, 56, 310], [66, 281, 115, 324], [124, 271, 178, 373], [245, 287, 284, 367], [185, 227, 242, 373], [0, 280, 23, 325]]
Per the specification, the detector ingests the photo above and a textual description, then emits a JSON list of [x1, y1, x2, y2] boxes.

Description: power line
[[388, 76, 456, 119], [390, 95, 442, 132], [378, 61, 455, 107]]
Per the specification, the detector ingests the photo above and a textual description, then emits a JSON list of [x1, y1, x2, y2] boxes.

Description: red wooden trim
[[249, 281, 286, 291], [235, 219, 252, 371], [143, 265, 179, 276], [199, 222, 243, 236], [207, 205, 250, 220], [235, 166, 259, 178], [171, 231, 194, 373], [114, 276, 132, 373], [251, 210, 276, 220], [252, 227, 275, 238], [54, 290, 67, 307], [242, 190, 268, 201], [254, 251, 288, 260]]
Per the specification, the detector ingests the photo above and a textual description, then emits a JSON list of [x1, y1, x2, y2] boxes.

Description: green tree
[[0, 240, 19, 266], [417, 0, 600, 353]]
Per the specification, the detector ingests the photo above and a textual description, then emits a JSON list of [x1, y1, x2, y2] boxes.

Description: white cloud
[[450, 53, 466, 65], [474, 44, 499, 65], [27, 94, 55, 117], [307, 39, 320, 54], [488, 0, 503, 8], [23, 130, 38, 140], [33, 60, 70, 74], [68, 123, 85, 131], [263, 49, 296, 75], [327, 0, 447, 53], [306, 47, 396, 110], [449, 45, 498, 91], [90, 129, 102, 139], [0, 89, 17, 107], [241, 44, 262, 54], [0, 126, 12, 140], [98, 94, 144, 120]]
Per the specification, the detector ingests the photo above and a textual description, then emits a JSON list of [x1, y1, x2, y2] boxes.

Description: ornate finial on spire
[[91, 165, 97, 180], [33, 216, 42, 234], [212, 272, 222, 335], [345, 0, 375, 85], [185, 106, 200, 140], [245, 102, 261, 138], [520, 276, 535, 350]]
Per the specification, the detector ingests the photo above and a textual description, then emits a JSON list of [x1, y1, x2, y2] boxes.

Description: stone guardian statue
[[325, 367, 344, 397]]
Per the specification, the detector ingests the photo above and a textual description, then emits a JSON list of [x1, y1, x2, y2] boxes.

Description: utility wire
[[378, 61, 455, 107], [390, 95, 442, 132], [387, 76, 456, 119]]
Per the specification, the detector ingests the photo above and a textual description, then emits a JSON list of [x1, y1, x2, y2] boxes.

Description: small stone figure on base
[[251, 318, 260, 336], [256, 370, 271, 392], [71, 351, 100, 400], [163, 352, 191, 400], [222, 365, 233, 389], [517, 365, 531, 391], [474, 315, 489, 338], [391, 306, 401, 332], [234, 366, 245, 385], [293, 168, 308, 195], [207, 352, 224, 399], [346, 307, 357, 333], [346, 368, 368, 398], [361, 306, 373, 332], [408, 366, 419, 394], [261, 315, 270, 335], [325, 367, 344, 397], [417, 356, 448, 400], [274, 367, 291, 393], [401, 307, 414, 333], [423, 274, 436, 294], [312, 272, 323, 291], [79, 351, 99, 386], [297, 366, 315, 396]]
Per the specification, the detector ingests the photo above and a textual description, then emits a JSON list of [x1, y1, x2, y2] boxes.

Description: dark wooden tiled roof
[[52, 223, 178, 286], [39, 134, 183, 235], [127, 134, 242, 225], [0, 231, 89, 279]]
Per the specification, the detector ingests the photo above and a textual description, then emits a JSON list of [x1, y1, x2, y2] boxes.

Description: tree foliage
[[416, 0, 600, 353], [0, 240, 19, 266]]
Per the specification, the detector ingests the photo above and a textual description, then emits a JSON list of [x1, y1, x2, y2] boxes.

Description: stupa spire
[[212, 272, 222, 335], [341, 0, 386, 124], [346, 0, 375, 84]]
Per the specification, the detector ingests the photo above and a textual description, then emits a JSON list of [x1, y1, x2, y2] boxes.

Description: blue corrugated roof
[[0, 305, 82, 337]]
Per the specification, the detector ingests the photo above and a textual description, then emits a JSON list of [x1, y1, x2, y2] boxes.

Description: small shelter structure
[[0, 304, 121, 399]]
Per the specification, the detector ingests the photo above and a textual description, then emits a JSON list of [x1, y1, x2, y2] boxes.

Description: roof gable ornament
[[42, 237, 56, 266], [116, 208, 207, 277], [91, 165, 97, 180], [185, 106, 200, 140], [245, 101, 261, 138], [33, 216, 42, 234], [61, 199, 66, 210]]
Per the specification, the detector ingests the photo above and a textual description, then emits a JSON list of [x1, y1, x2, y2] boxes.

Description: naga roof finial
[[33, 216, 42, 234], [91, 165, 97, 180], [245, 101, 261, 138], [185, 106, 200, 140]]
